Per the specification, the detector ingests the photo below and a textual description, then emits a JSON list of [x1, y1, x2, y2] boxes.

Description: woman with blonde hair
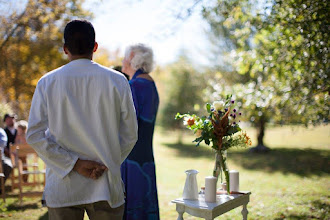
[[121, 43, 160, 219], [14, 120, 29, 182], [15, 120, 28, 144]]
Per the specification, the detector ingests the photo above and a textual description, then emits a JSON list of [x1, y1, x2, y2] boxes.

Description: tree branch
[[0, 8, 26, 51]]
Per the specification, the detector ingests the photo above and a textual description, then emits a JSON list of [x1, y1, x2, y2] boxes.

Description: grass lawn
[[1, 125, 329, 219]]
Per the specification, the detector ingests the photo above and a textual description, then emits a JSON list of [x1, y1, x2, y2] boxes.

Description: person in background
[[27, 19, 137, 220], [14, 120, 29, 182], [15, 120, 28, 144], [113, 65, 129, 80], [121, 43, 160, 220], [0, 127, 12, 192], [3, 113, 17, 157]]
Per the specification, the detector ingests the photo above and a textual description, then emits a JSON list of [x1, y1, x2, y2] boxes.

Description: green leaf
[[175, 113, 182, 119], [206, 103, 212, 113], [227, 124, 241, 135]]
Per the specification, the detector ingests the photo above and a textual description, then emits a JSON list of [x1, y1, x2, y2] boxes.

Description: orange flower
[[187, 118, 195, 126], [241, 132, 252, 146]]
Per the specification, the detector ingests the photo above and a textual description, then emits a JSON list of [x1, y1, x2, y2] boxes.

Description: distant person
[[15, 120, 29, 182], [27, 19, 138, 220], [121, 43, 160, 219], [3, 113, 17, 157], [15, 120, 28, 144], [0, 127, 12, 191], [113, 65, 129, 80]]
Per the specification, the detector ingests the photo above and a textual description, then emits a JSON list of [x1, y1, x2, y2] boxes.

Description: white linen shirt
[[26, 59, 138, 208], [0, 128, 12, 167]]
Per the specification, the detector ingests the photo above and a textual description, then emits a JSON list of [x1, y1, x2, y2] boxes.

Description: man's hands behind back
[[73, 159, 108, 180]]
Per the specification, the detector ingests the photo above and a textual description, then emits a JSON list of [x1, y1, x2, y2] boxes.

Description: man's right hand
[[73, 159, 108, 180]]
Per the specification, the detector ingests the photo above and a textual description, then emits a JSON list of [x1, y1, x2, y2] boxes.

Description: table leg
[[176, 204, 185, 220], [241, 204, 248, 220], [177, 212, 184, 220]]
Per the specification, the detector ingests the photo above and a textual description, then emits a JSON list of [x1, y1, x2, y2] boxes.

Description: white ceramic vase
[[182, 169, 199, 200]]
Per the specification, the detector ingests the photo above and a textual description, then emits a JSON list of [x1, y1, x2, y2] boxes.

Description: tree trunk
[[257, 117, 265, 146], [249, 116, 270, 153]]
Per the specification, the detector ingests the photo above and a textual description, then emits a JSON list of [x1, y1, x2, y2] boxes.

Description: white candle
[[229, 170, 239, 192], [205, 176, 217, 203]]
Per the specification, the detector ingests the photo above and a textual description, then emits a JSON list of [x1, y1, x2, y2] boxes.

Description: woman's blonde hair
[[17, 120, 28, 133]]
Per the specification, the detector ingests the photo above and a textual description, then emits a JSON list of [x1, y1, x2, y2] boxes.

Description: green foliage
[[175, 96, 251, 151], [202, 0, 329, 147], [175, 112, 215, 147], [160, 54, 206, 129], [203, 0, 329, 126], [0, 102, 14, 126], [258, 0, 329, 125]]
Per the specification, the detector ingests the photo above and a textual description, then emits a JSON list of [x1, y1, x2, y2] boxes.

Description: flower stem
[[219, 151, 230, 194], [213, 153, 220, 179]]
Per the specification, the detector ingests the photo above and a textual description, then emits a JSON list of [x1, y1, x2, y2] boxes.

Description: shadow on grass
[[6, 203, 39, 211], [274, 199, 330, 219], [39, 211, 49, 220], [163, 143, 330, 176]]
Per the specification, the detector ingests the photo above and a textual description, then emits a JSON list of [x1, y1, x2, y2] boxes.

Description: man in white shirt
[[0, 127, 12, 191], [27, 20, 138, 220]]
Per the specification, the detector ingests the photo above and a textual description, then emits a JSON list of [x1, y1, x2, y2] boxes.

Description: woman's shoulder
[[137, 74, 154, 81], [129, 77, 155, 87], [129, 78, 158, 97]]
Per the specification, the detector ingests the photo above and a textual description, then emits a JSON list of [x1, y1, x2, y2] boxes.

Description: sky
[[2, 0, 212, 66], [84, 0, 212, 66]]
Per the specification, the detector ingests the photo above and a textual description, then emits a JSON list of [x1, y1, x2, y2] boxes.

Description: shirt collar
[[131, 69, 145, 80], [9, 127, 16, 135], [68, 58, 93, 66]]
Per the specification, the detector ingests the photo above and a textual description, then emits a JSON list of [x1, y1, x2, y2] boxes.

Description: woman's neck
[[127, 68, 137, 79]]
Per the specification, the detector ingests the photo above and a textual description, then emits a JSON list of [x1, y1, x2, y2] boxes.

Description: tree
[[202, 0, 273, 152], [160, 53, 207, 143], [0, 0, 91, 119], [201, 0, 329, 152], [93, 47, 122, 68], [258, 0, 329, 125], [0, 102, 14, 123]]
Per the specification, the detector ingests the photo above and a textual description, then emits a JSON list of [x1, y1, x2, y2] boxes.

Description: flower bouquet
[[175, 95, 252, 194]]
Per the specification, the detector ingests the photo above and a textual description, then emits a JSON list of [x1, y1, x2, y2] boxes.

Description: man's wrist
[[73, 158, 81, 171]]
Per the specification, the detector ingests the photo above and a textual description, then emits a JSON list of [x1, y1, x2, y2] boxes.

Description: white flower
[[183, 116, 195, 126], [212, 101, 224, 111]]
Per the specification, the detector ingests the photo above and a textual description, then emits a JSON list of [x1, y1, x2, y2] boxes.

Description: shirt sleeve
[[119, 80, 138, 163], [26, 81, 79, 179], [0, 129, 7, 149]]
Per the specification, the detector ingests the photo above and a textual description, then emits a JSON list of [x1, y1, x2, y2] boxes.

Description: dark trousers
[[48, 201, 124, 220], [2, 161, 12, 182], [0, 161, 12, 191]]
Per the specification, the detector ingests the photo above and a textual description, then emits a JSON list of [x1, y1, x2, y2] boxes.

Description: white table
[[172, 191, 251, 220]]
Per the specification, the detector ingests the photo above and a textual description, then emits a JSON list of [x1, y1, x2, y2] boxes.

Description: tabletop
[[172, 191, 251, 220]]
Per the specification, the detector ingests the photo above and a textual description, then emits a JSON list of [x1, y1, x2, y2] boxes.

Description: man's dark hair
[[64, 20, 95, 55]]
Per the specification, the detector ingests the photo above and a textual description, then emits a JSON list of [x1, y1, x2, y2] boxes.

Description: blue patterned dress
[[121, 69, 160, 220]]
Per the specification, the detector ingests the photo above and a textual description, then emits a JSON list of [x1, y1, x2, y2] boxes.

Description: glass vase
[[213, 150, 230, 194]]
